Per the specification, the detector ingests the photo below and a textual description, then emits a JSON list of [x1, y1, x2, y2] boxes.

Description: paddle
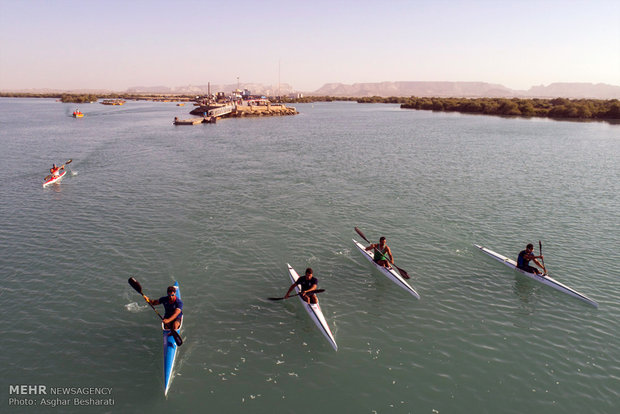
[[354, 226, 411, 279], [44, 159, 72, 181], [128, 277, 183, 346], [539, 240, 547, 275], [268, 289, 325, 301]]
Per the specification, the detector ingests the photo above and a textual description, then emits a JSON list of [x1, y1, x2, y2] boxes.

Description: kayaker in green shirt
[[366, 237, 394, 268]]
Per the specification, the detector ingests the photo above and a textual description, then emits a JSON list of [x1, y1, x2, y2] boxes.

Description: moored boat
[[353, 239, 420, 299], [42, 170, 66, 187], [101, 99, 125, 105], [163, 281, 183, 395], [287, 264, 337, 351], [475, 244, 598, 307]]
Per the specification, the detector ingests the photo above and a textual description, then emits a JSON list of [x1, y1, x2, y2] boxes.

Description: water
[[1, 98, 619, 414]]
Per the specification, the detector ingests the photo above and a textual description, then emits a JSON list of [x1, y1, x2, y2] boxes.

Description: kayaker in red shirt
[[366, 237, 394, 268], [50, 164, 64, 177], [145, 286, 183, 330]]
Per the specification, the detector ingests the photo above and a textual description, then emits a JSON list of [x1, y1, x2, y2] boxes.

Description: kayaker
[[285, 268, 318, 304], [50, 163, 64, 177], [145, 286, 183, 330], [516, 243, 546, 275], [366, 237, 394, 268]]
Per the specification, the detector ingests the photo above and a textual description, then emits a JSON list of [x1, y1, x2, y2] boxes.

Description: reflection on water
[[513, 275, 542, 322]]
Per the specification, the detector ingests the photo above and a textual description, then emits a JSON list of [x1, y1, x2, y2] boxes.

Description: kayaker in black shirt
[[516, 243, 545, 275], [144, 286, 183, 329], [285, 268, 318, 304]]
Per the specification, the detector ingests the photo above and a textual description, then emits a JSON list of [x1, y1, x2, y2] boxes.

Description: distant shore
[[1, 93, 618, 122]]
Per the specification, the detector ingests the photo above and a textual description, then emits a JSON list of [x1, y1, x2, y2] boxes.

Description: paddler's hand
[[144, 295, 150, 303]]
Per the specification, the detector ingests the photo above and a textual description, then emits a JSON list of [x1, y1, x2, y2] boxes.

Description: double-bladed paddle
[[44, 159, 72, 182], [268, 289, 325, 301], [354, 226, 412, 279], [128, 277, 183, 346]]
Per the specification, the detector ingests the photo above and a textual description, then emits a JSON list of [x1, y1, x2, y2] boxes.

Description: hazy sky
[[1, 0, 618, 91]]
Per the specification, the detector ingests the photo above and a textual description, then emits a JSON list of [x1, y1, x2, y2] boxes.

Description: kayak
[[163, 281, 183, 395], [287, 264, 338, 351], [353, 239, 420, 299], [475, 245, 598, 308], [42, 170, 66, 187]]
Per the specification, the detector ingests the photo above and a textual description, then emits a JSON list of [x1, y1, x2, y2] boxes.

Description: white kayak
[[353, 239, 420, 299], [475, 245, 598, 308], [287, 264, 338, 351]]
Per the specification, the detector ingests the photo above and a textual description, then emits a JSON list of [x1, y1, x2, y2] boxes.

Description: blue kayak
[[163, 281, 183, 396]]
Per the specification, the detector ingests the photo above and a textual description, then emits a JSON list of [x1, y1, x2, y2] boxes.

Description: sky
[[0, 0, 619, 92]]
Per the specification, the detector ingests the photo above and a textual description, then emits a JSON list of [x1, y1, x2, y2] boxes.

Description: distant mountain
[[126, 83, 294, 96], [3, 81, 619, 100], [1, 87, 115, 94], [525, 83, 620, 99], [308, 81, 620, 99]]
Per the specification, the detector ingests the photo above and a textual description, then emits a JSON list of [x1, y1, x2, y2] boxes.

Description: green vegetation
[[284, 95, 619, 121], [398, 97, 620, 120], [60, 94, 100, 103], [3, 93, 617, 121]]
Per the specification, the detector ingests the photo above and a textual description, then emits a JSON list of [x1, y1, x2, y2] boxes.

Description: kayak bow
[[475, 245, 598, 308], [353, 239, 420, 299], [287, 264, 337, 351], [163, 281, 183, 395]]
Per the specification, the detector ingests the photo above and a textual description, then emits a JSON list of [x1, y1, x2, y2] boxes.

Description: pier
[[178, 96, 298, 125]]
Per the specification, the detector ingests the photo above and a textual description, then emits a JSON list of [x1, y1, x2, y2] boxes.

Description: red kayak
[[43, 170, 66, 187]]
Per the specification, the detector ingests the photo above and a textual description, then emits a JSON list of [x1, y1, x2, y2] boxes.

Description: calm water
[[1, 98, 619, 414]]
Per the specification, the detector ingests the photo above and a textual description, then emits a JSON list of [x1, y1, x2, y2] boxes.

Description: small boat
[[42, 170, 66, 187], [353, 239, 420, 299], [163, 281, 183, 395], [475, 245, 598, 307], [72, 111, 84, 118], [287, 264, 337, 351], [101, 99, 125, 105]]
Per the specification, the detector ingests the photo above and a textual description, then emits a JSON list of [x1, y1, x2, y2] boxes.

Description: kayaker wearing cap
[[285, 268, 318, 304], [145, 286, 183, 330], [366, 237, 394, 268], [517, 243, 546, 275], [50, 163, 64, 177]]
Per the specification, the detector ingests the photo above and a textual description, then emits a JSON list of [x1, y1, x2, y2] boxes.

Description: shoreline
[[1, 94, 617, 123]]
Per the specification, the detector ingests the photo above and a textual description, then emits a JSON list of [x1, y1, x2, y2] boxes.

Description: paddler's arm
[[163, 308, 181, 324], [365, 243, 377, 251], [144, 296, 160, 305], [284, 283, 298, 298], [303, 282, 317, 294], [386, 246, 394, 264], [532, 258, 544, 270]]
